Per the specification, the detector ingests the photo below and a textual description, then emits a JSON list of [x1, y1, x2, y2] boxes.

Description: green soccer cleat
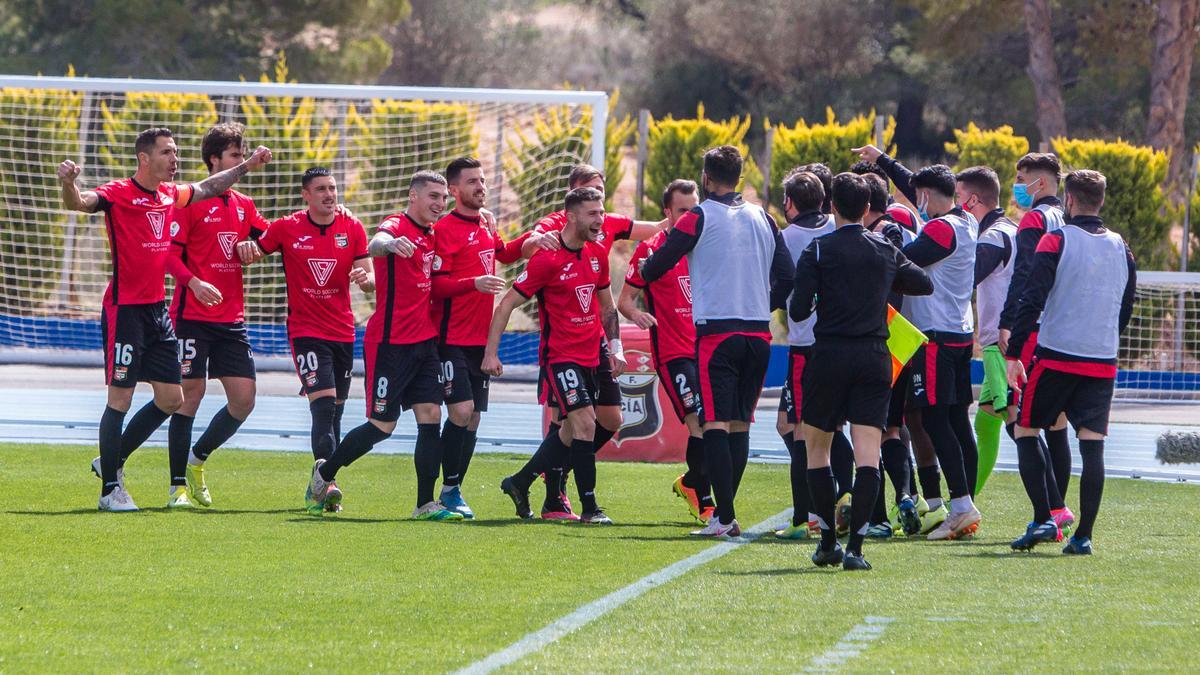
[[167, 488, 195, 509], [412, 501, 465, 521], [919, 504, 948, 535], [304, 459, 341, 516], [774, 523, 812, 540], [185, 464, 211, 507]]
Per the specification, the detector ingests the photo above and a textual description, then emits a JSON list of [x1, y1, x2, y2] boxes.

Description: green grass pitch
[[1, 444, 1197, 672]]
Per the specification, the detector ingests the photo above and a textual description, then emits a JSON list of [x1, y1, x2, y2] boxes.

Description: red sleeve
[[257, 218, 285, 254], [1035, 231, 1063, 254], [93, 180, 121, 210], [496, 232, 526, 265], [534, 213, 562, 234], [608, 214, 634, 241], [674, 210, 701, 236], [624, 241, 649, 288], [513, 254, 553, 298], [1017, 209, 1046, 234], [244, 197, 269, 238], [921, 218, 956, 249], [352, 218, 369, 259], [166, 246, 194, 285], [432, 276, 477, 299], [597, 249, 611, 290]]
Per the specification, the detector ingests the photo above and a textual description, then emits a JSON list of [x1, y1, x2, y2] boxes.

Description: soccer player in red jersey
[[238, 167, 373, 507], [160, 123, 270, 508], [519, 164, 660, 516], [58, 127, 271, 511], [487, 187, 624, 525], [302, 171, 466, 520], [430, 157, 520, 517], [619, 179, 714, 524]]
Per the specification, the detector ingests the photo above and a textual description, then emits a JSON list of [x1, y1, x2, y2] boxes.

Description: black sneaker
[[500, 476, 533, 519], [1011, 520, 1058, 551], [579, 508, 614, 525], [812, 542, 844, 567], [842, 552, 872, 571], [1062, 535, 1092, 555]]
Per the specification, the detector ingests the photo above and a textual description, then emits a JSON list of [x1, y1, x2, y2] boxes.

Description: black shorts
[[1017, 360, 1115, 434], [594, 338, 622, 406], [778, 346, 811, 424], [440, 343, 490, 412], [175, 319, 256, 381], [540, 362, 598, 417], [290, 337, 354, 398], [801, 341, 892, 432], [658, 357, 702, 423], [101, 302, 180, 388], [365, 339, 443, 422], [697, 332, 771, 424], [909, 339, 974, 408], [886, 365, 911, 429]]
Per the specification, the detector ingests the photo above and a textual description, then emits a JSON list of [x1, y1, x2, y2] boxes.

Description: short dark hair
[[956, 166, 1001, 206], [861, 173, 889, 214], [661, 178, 698, 210], [302, 166, 333, 189], [912, 164, 957, 198], [446, 156, 482, 184], [831, 173, 870, 221], [782, 169, 824, 212], [200, 123, 245, 172], [850, 160, 888, 183], [1016, 152, 1062, 179], [568, 164, 605, 189], [1064, 169, 1106, 211], [565, 186, 604, 212], [798, 162, 833, 196], [135, 127, 173, 157], [703, 145, 743, 187], [410, 170, 448, 191]]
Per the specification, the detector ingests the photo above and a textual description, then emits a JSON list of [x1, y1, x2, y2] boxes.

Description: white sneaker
[[927, 505, 981, 540], [690, 516, 741, 538], [98, 487, 138, 512], [90, 456, 125, 489]]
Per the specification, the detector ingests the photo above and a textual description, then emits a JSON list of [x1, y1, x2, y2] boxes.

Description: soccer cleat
[[166, 488, 194, 509], [672, 475, 706, 524], [98, 487, 138, 512], [691, 516, 739, 538], [807, 517, 821, 536], [185, 464, 211, 507], [440, 485, 475, 520], [1062, 535, 1092, 555], [500, 476, 533, 519], [774, 523, 811, 540], [919, 504, 948, 535], [91, 456, 125, 490], [897, 497, 921, 536], [835, 493, 852, 536], [324, 482, 343, 513], [541, 492, 581, 521], [1011, 520, 1059, 551], [1052, 506, 1076, 538], [811, 542, 844, 567], [927, 505, 981, 541], [579, 508, 614, 525], [915, 495, 930, 516], [842, 552, 872, 571], [412, 501, 465, 521], [304, 460, 341, 515], [699, 505, 716, 523], [865, 522, 893, 538]]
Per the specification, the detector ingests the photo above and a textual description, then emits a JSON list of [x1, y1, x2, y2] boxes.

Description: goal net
[[0, 75, 607, 372], [1116, 271, 1200, 401]]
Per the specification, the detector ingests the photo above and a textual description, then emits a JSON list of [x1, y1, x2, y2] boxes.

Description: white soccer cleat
[[90, 456, 125, 489], [690, 516, 741, 538], [98, 487, 139, 512], [927, 504, 981, 541]]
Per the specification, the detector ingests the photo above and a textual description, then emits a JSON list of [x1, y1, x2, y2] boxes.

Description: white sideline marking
[[454, 508, 793, 675], [804, 616, 895, 672]]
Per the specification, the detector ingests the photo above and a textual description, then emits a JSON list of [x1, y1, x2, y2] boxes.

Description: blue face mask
[[1013, 182, 1034, 209], [916, 192, 930, 222]]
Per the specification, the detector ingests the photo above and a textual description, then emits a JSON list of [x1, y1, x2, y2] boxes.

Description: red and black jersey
[[1000, 196, 1065, 330], [94, 178, 195, 306], [169, 189, 269, 324], [534, 209, 633, 255], [256, 210, 368, 342], [625, 229, 695, 365], [364, 213, 438, 345], [430, 210, 524, 346], [513, 235, 611, 367]]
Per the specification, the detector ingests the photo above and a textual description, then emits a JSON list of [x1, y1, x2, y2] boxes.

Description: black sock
[[881, 438, 912, 501], [332, 401, 345, 451], [922, 404, 970, 499], [830, 430, 855, 498], [460, 428, 478, 484], [848, 466, 882, 555], [1045, 427, 1072, 502], [119, 401, 171, 467], [918, 464, 942, 501], [1076, 439, 1105, 540], [191, 406, 245, 462], [787, 435, 810, 526], [593, 425, 616, 451], [516, 431, 567, 492], [907, 455, 919, 496], [871, 470, 888, 525], [309, 397, 336, 461], [1016, 435, 1053, 522], [950, 404, 978, 496], [542, 422, 564, 503], [571, 437, 597, 512], [683, 435, 712, 505], [98, 406, 126, 496], [704, 429, 734, 523], [167, 413, 193, 487], [729, 431, 750, 502], [1037, 435, 1064, 509], [319, 422, 391, 481], [440, 420, 468, 487], [414, 423, 441, 508], [807, 466, 838, 549]]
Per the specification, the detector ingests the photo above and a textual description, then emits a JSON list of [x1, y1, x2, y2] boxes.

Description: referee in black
[[791, 173, 933, 571]]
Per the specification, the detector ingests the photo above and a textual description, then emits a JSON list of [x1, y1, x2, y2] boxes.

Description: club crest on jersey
[[590, 257, 600, 273], [217, 232, 239, 261], [422, 252, 435, 277], [616, 366, 661, 444], [575, 284, 595, 313], [146, 211, 165, 239], [374, 399, 388, 414], [170, 221, 180, 237], [432, 255, 444, 272], [308, 258, 338, 287], [237, 207, 246, 222], [478, 250, 494, 272], [334, 233, 348, 248], [678, 276, 693, 303], [516, 270, 528, 283]]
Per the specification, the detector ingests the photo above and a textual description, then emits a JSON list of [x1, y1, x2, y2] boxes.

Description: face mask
[[1013, 181, 1036, 209], [916, 192, 930, 222]]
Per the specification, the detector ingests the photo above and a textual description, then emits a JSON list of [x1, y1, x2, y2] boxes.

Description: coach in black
[[791, 173, 932, 571]]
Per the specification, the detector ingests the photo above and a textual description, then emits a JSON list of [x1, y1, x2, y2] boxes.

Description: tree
[[1147, 0, 1200, 201], [1023, 0, 1069, 142]]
